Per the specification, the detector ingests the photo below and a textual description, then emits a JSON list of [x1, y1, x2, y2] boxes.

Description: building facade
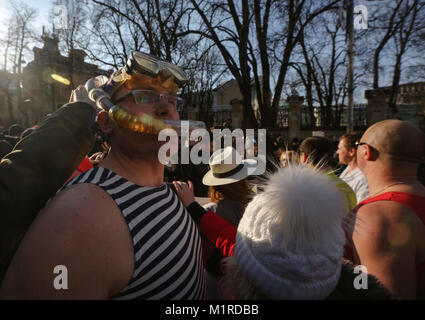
[[365, 82, 425, 131], [21, 33, 106, 126], [210, 78, 260, 129]]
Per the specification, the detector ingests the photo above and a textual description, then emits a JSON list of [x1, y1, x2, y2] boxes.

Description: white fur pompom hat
[[234, 164, 347, 299]]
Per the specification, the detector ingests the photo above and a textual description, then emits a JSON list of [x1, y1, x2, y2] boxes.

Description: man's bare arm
[[0, 183, 134, 299], [353, 201, 417, 299]]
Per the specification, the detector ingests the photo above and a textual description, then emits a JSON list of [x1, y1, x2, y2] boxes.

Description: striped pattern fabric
[[59, 166, 207, 300]]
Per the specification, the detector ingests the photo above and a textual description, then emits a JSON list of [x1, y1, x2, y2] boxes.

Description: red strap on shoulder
[[353, 192, 393, 212], [354, 192, 425, 224]]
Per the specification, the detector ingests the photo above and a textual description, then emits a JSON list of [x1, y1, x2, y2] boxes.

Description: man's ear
[[96, 111, 114, 134], [359, 144, 376, 162], [348, 147, 357, 158]]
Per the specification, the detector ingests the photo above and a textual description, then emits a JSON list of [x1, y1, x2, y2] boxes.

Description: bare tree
[[363, 0, 425, 116], [387, 0, 425, 115], [291, 9, 351, 128], [187, 0, 341, 129], [77, 0, 227, 125], [181, 44, 227, 124], [0, 1, 38, 127], [86, 0, 193, 64], [52, 0, 91, 88], [371, 0, 405, 90]]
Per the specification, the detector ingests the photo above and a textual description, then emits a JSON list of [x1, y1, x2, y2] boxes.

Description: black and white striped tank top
[[59, 166, 207, 300]]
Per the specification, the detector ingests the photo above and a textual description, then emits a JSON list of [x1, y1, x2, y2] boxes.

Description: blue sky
[[0, 0, 423, 104], [0, 0, 52, 32]]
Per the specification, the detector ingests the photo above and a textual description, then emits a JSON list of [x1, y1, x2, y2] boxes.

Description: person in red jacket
[[174, 164, 394, 299]]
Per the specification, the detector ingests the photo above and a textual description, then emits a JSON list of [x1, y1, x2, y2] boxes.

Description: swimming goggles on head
[[127, 51, 188, 87], [104, 51, 188, 96]]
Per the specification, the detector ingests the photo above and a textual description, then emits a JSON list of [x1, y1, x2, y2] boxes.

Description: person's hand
[[89, 152, 105, 165], [173, 180, 195, 208], [69, 75, 109, 109], [69, 85, 96, 108]]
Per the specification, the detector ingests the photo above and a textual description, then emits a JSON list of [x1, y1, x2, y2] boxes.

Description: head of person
[[245, 137, 257, 158], [220, 164, 347, 299], [280, 150, 300, 168], [299, 136, 335, 168], [273, 147, 285, 160], [336, 132, 363, 165], [356, 119, 425, 177], [203, 146, 257, 204], [96, 51, 185, 158], [290, 137, 300, 151]]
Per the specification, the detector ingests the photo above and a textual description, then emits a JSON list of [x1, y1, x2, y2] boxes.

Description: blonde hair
[[280, 150, 300, 167], [123, 71, 179, 93], [110, 70, 179, 101]]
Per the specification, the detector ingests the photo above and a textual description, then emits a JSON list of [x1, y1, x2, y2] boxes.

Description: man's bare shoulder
[[354, 199, 419, 250], [357, 201, 418, 228], [353, 197, 420, 299], [356, 199, 415, 226], [38, 183, 126, 240], [50, 182, 115, 212], [0, 183, 133, 299]]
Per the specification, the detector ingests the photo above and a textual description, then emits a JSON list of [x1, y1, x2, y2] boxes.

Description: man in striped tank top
[[348, 120, 425, 299], [1, 53, 207, 299]]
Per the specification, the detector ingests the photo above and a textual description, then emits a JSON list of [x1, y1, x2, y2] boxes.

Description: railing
[[276, 104, 368, 129]]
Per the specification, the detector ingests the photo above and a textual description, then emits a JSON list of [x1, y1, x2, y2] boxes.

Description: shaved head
[[361, 120, 425, 163]]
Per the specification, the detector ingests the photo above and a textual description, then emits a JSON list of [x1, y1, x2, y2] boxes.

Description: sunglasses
[[113, 89, 183, 107], [355, 141, 380, 154], [355, 141, 368, 148]]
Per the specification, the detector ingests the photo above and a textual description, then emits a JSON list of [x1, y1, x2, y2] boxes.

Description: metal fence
[[276, 104, 367, 129]]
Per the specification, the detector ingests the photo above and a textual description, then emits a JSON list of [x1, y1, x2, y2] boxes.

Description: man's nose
[[155, 98, 174, 117]]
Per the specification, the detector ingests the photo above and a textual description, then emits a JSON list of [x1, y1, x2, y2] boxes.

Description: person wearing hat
[[202, 146, 257, 228], [219, 164, 394, 299], [186, 146, 256, 299], [1, 52, 206, 300], [175, 164, 394, 299]]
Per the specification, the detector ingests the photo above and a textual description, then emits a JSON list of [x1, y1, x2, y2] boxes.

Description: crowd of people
[[0, 51, 424, 300]]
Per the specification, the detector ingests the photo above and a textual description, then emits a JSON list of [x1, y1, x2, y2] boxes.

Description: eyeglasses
[[127, 51, 188, 87], [113, 89, 183, 107], [355, 141, 379, 154], [355, 141, 368, 148]]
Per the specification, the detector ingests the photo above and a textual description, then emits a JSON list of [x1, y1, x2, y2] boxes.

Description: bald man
[[349, 120, 425, 299]]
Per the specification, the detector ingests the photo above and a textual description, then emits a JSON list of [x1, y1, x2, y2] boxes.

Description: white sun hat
[[202, 146, 257, 186]]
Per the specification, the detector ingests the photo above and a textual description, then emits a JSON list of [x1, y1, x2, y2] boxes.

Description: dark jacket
[[327, 261, 396, 300], [0, 102, 96, 282]]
